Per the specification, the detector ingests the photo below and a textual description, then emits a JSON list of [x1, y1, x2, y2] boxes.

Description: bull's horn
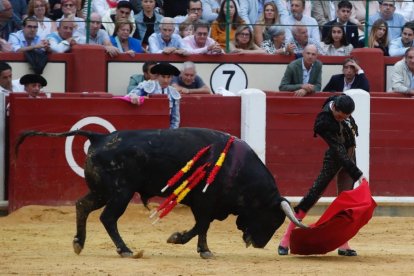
[[280, 201, 308, 229]]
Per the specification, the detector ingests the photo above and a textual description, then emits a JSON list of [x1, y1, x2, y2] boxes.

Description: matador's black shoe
[[338, 249, 357, 256], [278, 245, 289, 256]]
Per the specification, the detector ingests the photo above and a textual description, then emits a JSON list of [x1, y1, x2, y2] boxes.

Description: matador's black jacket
[[313, 96, 363, 182]]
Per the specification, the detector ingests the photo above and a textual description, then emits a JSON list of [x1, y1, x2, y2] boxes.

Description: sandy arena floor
[[0, 204, 413, 275]]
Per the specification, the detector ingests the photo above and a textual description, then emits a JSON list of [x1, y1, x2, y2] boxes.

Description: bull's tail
[[15, 130, 102, 157]]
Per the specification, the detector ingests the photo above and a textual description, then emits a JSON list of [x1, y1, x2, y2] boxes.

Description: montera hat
[[150, 62, 180, 76], [19, 74, 47, 87]]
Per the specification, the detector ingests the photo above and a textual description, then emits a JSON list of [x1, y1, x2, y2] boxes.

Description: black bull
[[16, 127, 305, 259]]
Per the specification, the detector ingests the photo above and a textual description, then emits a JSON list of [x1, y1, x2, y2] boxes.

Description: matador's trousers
[[295, 147, 356, 213]]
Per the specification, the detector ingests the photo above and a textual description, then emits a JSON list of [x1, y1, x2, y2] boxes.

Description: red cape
[[290, 179, 376, 255]]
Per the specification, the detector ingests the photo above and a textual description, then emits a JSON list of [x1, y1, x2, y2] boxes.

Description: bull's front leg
[[167, 221, 213, 259]]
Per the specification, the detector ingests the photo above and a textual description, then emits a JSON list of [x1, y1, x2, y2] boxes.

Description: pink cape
[[290, 179, 376, 255]]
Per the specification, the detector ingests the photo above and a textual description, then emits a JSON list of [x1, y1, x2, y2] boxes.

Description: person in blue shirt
[[148, 16, 189, 55], [368, 0, 406, 41], [110, 20, 144, 56], [8, 16, 50, 52]]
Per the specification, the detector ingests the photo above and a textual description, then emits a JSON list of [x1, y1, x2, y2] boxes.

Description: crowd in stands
[[1, 0, 414, 97], [0, 0, 413, 56]]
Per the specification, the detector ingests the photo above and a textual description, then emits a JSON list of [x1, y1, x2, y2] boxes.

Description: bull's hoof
[[117, 247, 134, 257], [73, 238, 83, 255], [167, 232, 183, 244], [200, 251, 215, 259]]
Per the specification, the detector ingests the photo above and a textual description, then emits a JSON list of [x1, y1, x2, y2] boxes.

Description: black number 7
[[223, 70, 235, 90]]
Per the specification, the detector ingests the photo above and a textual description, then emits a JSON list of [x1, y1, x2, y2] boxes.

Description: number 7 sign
[[210, 63, 248, 94]]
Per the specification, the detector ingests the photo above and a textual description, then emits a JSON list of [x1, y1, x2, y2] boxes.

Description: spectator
[[210, 0, 245, 49], [391, 47, 414, 95], [0, 61, 23, 94], [47, 17, 85, 53], [127, 61, 158, 93], [362, 18, 389, 56], [368, 0, 405, 41], [134, 0, 163, 49], [320, 22, 353, 56], [175, 0, 203, 27], [19, 73, 47, 98], [229, 25, 266, 54], [91, 0, 118, 18], [110, 20, 144, 57], [0, 0, 12, 32], [48, 0, 63, 21], [8, 17, 50, 53], [27, 0, 56, 40], [148, 17, 189, 55], [88, 12, 120, 57], [1, 0, 26, 39], [102, 1, 136, 37], [11, 0, 27, 21], [57, 0, 86, 38], [0, 38, 12, 52], [279, 44, 322, 96], [394, 0, 414, 22], [201, 0, 220, 23], [282, 0, 320, 42], [183, 20, 223, 54], [128, 62, 181, 129], [239, 0, 287, 29], [178, 19, 193, 38], [322, 0, 359, 48], [389, 22, 414, 57], [285, 24, 324, 56], [172, 61, 211, 94], [311, 0, 338, 28], [349, 0, 379, 37], [162, 0, 188, 17], [284, 0, 311, 17], [254, 1, 288, 46], [323, 58, 370, 92], [261, 25, 294, 55]]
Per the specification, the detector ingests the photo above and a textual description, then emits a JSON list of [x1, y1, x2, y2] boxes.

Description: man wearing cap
[[19, 74, 47, 98], [0, 61, 23, 94], [102, 1, 136, 37], [127, 62, 181, 129]]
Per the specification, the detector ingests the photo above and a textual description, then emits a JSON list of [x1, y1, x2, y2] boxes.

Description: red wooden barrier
[[8, 94, 240, 211]]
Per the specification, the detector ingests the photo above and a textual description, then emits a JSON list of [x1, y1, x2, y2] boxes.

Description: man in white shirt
[[0, 61, 23, 94], [282, 0, 320, 42], [391, 47, 414, 94]]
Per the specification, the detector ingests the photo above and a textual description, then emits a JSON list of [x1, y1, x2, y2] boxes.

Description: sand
[[0, 204, 413, 276]]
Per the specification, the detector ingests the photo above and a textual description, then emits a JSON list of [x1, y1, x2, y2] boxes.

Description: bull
[[16, 127, 306, 259]]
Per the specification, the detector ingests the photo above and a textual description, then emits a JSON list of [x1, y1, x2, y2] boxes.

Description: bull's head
[[236, 199, 307, 248]]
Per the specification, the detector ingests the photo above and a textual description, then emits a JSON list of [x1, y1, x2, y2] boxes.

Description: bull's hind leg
[[73, 192, 107, 255], [99, 189, 135, 257]]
